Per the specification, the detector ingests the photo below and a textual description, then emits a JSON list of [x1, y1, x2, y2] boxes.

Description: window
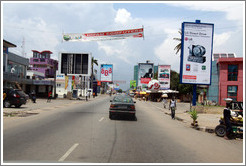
[[227, 86, 237, 101], [228, 65, 238, 81]]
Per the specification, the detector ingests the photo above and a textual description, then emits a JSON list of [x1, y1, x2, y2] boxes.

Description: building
[[207, 53, 243, 106], [29, 50, 58, 78], [3, 40, 31, 90]]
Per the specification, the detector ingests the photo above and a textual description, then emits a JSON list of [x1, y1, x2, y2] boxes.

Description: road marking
[[99, 117, 104, 122], [58, 143, 79, 162]]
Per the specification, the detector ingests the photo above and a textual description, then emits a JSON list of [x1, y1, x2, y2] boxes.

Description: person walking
[[31, 90, 36, 103], [86, 91, 89, 101], [169, 97, 176, 119], [47, 90, 52, 102], [163, 97, 167, 109]]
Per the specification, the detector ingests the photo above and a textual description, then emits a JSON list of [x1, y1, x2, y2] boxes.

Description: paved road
[[3, 95, 243, 163]]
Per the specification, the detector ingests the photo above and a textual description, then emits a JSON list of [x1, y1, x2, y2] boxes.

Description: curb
[[164, 112, 215, 134]]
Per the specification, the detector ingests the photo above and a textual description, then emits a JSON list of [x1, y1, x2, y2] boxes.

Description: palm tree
[[173, 29, 182, 55], [90, 57, 98, 89]]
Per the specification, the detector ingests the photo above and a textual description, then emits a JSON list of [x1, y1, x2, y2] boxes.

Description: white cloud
[[214, 32, 231, 47], [114, 8, 132, 24], [154, 28, 181, 72]]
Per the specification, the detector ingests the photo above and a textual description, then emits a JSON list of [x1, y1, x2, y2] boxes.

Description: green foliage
[[189, 109, 198, 122], [118, 89, 123, 93]]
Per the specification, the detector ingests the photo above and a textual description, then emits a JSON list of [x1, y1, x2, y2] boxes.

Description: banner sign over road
[[100, 64, 113, 82], [158, 65, 171, 90], [180, 22, 214, 85], [63, 28, 144, 42]]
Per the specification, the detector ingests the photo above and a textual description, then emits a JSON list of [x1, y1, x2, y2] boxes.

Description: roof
[[8, 52, 29, 66], [3, 40, 17, 48], [217, 57, 243, 64], [31, 50, 53, 54]]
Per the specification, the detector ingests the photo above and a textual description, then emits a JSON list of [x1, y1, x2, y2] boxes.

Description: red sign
[[141, 78, 151, 84]]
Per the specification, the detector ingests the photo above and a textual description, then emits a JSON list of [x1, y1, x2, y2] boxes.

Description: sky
[[2, 1, 245, 90]]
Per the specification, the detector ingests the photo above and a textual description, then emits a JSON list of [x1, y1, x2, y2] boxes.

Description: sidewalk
[[3, 94, 104, 118], [145, 100, 223, 134]]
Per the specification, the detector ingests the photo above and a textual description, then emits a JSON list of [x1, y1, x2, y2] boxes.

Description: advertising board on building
[[100, 64, 113, 82], [180, 22, 214, 85], [158, 65, 171, 89], [59, 53, 91, 76], [138, 63, 154, 88], [130, 80, 136, 89]]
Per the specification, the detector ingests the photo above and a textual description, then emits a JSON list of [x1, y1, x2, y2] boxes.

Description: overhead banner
[[158, 65, 171, 90], [180, 22, 214, 85], [138, 63, 154, 88], [100, 64, 113, 82], [63, 28, 144, 42]]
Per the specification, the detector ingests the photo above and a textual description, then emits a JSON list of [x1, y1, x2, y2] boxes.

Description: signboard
[[130, 80, 136, 89], [63, 28, 144, 42], [148, 79, 160, 91], [100, 64, 113, 82], [114, 83, 120, 91], [158, 65, 171, 90], [59, 53, 91, 76], [180, 22, 214, 85], [138, 63, 154, 88]]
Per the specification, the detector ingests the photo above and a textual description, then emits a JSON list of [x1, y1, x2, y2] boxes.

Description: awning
[[140, 91, 146, 95], [162, 94, 168, 98]]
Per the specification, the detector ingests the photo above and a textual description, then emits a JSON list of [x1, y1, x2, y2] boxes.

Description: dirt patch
[[191, 106, 224, 114], [3, 111, 39, 117]]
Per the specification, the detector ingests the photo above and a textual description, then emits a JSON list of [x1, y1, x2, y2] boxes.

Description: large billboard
[[63, 28, 144, 42], [59, 53, 91, 76], [180, 22, 214, 85], [138, 63, 154, 88], [100, 64, 113, 82], [158, 65, 171, 90], [130, 80, 136, 89]]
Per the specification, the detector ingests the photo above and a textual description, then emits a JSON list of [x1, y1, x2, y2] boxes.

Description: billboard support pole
[[192, 84, 197, 106]]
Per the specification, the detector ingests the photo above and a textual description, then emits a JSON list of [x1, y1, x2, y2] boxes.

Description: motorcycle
[[215, 115, 243, 139]]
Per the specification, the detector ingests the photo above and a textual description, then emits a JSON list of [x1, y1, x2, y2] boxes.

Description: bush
[[189, 109, 198, 122]]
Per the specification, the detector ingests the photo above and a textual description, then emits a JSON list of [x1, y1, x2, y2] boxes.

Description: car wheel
[[15, 104, 22, 108], [215, 125, 226, 137], [4, 100, 11, 108]]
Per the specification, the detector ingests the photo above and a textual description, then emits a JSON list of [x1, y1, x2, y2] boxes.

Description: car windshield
[[16, 90, 26, 96], [113, 96, 134, 103]]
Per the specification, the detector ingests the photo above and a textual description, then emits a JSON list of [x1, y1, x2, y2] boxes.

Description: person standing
[[163, 97, 167, 109], [169, 97, 176, 119], [223, 100, 233, 140], [86, 91, 89, 101], [31, 90, 36, 103], [47, 90, 52, 102]]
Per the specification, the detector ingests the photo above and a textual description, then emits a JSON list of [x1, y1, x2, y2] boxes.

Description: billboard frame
[[179, 21, 214, 85], [137, 62, 154, 88], [58, 52, 92, 77], [100, 64, 113, 82]]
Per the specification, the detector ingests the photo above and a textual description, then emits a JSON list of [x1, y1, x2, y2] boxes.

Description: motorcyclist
[[223, 99, 233, 139]]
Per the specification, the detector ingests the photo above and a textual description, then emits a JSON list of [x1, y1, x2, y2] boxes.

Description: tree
[[90, 57, 98, 89], [173, 29, 182, 55]]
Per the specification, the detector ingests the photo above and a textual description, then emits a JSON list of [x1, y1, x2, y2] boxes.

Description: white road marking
[[99, 117, 104, 122], [58, 143, 79, 162]]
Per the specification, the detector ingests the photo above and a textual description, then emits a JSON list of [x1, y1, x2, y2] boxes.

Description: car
[[3, 88, 28, 108], [109, 94, 136, 119]]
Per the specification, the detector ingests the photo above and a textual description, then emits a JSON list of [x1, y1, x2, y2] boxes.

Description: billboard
[[158, 65, 171, 90], [100, 64, 113, 82], [180, 22, 214, 85], [59, 53, 91, 76], [138, 63, 154, 88], [63, 28, 144, 42], [130, 80, 136, 89]]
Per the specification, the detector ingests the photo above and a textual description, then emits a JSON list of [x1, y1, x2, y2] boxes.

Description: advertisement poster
[[63, 28, 144, 42], [180, 22, 214, 85], [130, 80, 136, 89], [138, 63, 154, 88], [158, 65, 171, 90], [100, 64, 113, 82]]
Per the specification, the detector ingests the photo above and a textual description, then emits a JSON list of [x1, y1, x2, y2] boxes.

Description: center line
[[58, 143, 79, 162], [99, 117, 104, 122]]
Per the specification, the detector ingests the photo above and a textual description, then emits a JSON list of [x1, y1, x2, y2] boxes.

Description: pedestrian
[[163, 97, 167, 109], [223, 99, 233, 140], [47, 90, 52, 102], [169, 97, 176, 119], [86, 91, 89, 101], [31, 90, 36, 103]]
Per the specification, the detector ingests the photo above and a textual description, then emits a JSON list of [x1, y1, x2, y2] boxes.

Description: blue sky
[[2, 1, 244, 90]]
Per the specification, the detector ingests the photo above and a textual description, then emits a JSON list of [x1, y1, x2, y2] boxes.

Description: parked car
[[3, 88, 28, 108], [109, 94, 136, 119]]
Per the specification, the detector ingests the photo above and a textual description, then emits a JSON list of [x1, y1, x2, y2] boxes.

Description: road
[[3, 95, 243, 163]]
